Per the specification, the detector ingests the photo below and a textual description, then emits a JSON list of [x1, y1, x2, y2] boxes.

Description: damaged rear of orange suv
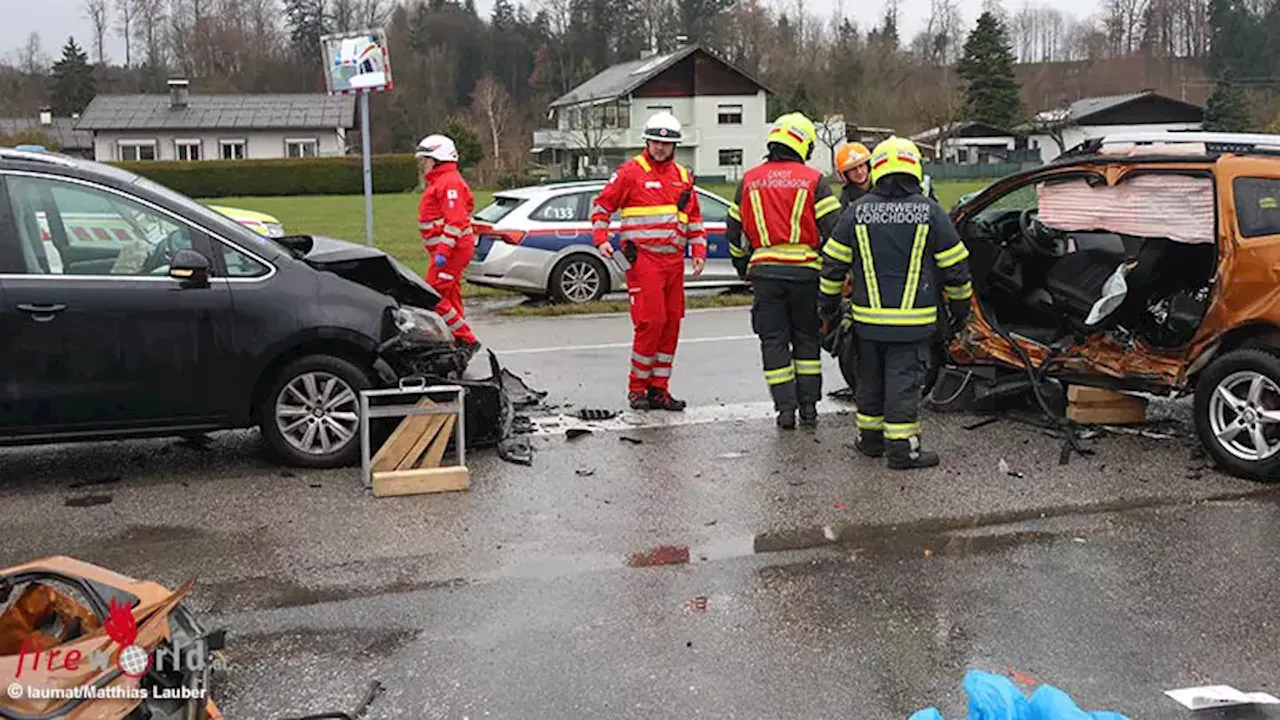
[[935, 132, 1280, 481]]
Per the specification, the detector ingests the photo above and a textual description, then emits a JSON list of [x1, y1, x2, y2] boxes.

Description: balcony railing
[[532, 127, 702, 150]]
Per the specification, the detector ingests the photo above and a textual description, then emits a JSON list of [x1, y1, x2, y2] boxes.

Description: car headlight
[[265, 223, 285, 237], [391, 306, 453, 343]]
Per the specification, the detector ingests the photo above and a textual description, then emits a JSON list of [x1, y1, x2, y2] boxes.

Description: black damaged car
[[0, 147, 512, 468]]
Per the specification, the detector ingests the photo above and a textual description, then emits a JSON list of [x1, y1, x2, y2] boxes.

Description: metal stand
[[359, 378, 466, 490], [360, 91, 374, 247]]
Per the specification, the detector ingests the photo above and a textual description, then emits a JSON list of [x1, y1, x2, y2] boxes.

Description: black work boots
[[778, 404, 817, 430], [886, 437, 940, 470], [646, 388, 686, 411], [855, 429, 884, 458]]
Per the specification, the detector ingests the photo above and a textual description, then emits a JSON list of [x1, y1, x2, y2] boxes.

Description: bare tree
[[84, 0, 111, 64], [562, 103, 622, 173], [471, 75, 514, 173], [329, 0, 356, 31], [361, 0, 391, 27], [116, 0, 137, 67], [136, 0, 169, 74]]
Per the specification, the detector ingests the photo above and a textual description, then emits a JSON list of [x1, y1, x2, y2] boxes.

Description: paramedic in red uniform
[[416, 134, 481, 356], [590, 111, 707, 411]]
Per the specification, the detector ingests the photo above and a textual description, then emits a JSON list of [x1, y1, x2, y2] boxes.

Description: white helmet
[[641, 111, 682, 143], [415, 134, 458, 162]]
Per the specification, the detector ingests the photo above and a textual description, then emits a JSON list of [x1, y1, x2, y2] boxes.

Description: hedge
[[110, 154, 420, 198]]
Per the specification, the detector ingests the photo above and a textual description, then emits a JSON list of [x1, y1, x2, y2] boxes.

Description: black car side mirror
[[169, 248, 211, 287]]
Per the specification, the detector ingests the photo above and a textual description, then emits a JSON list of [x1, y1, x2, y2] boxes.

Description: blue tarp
[[910, 670, 1132, 720]]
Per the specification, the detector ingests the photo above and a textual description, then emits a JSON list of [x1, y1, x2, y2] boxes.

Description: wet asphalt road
[[2, 305, 1279, 719]]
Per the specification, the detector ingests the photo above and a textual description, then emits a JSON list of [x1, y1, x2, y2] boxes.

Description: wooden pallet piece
[[1066, 385, 1147, 425], [372, 466, 470, 497], [370, 397, 438, 472]]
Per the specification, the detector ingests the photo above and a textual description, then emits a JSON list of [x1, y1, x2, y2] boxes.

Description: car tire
[[550, 254, 609, 304], [1193, 348, 1280, 482], [260, 354, 372, 469]]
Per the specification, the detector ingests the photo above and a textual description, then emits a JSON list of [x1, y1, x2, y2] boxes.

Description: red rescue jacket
[[734, 159, 832, 270], [589, 151, 707, 259], [418, 162, 475, 261]]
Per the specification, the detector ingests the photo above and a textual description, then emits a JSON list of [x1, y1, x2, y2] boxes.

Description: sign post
[[320, 29, 394, 247]]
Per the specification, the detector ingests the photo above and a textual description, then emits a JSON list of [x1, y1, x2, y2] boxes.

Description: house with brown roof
[[74, 79, 357, 162]]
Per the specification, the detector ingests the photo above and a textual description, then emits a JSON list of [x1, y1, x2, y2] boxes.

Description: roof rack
[[0, 146, 80, 168], [1076, 131, 1280, 157]]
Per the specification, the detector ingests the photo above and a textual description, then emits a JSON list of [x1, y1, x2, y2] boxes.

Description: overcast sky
[[2, 0, 1103, 66]]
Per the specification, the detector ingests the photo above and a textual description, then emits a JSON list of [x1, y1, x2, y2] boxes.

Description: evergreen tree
[[285, 0, 329, 62], [956, 11, 1021, 129], [442, 116, 484, 168], [491, 0, 515, 31], [1204, 70, 1252, 131], [49, 37, 96, 116]]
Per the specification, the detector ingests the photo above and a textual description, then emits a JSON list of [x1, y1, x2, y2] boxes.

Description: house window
[[220, 139, 247, 160], [286, 138, 319, 158], [605, 104, 618, 129], [717, 104, 743, 125], [646, 104, 674, 117], [718, 149, 743, 167], [117, 140, 157, 161], [175, 139, 201, 161]]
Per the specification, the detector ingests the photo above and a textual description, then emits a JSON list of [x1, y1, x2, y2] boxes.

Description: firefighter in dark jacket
[[726, 112, 844, 429], [818, 136, 973, 469]]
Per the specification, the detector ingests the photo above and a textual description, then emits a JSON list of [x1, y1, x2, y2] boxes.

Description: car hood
[[275, 234, 441, 309]]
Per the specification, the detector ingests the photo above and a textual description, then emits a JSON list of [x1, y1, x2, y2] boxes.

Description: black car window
[[1234, 177, 1280, 238], [531, 192, 589, 222], [475, 195, 523, 224], [698, 191, 729, 223], [220, 241, 271, 278], [4, 176, 194, 277]]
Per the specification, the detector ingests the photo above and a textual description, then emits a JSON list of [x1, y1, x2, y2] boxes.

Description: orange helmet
[[835, 142, 871, 175]]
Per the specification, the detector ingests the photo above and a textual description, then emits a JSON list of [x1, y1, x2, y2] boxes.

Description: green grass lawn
[[206, 179, 989, 307]]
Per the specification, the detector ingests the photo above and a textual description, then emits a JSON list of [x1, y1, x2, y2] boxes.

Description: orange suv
[[934, 132, 1280, 481]]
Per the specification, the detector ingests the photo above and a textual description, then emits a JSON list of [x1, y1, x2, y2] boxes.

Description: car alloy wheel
[[1207, 369, 1280, 462], [551, 254, 608, 304], [274, 371, 361, 456]]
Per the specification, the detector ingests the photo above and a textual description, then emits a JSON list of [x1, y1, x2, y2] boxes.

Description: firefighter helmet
[[415, 134, 459, 162], [835, 141, 871, 176], [642, 111, 683, 142], [767, 112, 818, 160], [869, 136, 924, 185]]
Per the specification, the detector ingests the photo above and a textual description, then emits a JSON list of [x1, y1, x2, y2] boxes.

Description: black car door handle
[[17, 303, 68, 322]]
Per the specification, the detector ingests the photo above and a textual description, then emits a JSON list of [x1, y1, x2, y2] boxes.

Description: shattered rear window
[[1037, 173, 1216, 245]]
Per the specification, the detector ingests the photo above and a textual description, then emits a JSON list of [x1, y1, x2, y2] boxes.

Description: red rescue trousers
[[425, 245, 478, 345], [627, 249, 686, 393]]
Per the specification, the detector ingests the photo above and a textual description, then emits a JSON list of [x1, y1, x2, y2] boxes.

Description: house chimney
[[675, 34, 689, 47], [168, 78, 190, 109], [39, 107, 52, 126]]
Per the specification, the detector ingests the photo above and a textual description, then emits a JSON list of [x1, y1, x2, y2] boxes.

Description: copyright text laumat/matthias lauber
[[5, 682, 208, 701]]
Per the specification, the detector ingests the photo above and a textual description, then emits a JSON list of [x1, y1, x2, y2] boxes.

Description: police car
[[465, 180, 745, 303]]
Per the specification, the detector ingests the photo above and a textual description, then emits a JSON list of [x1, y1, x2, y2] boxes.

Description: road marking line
[[527, 399, 853, 435], [499, 334, 758, 356]]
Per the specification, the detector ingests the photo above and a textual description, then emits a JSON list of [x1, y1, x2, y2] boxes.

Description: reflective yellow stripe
[[749, 188, 770, 247], [788, 188, 807, 245], [795, 359, 822, 375], [620, 204, 679, 217], [902, 224, 929, 310], [678, 211, 689, 223], [885, 421, 921, 440], [764, 366, 796, 385], [856, 413, 885, 430], [635, 154, 652, 172], [823, 239, 853, 264], [855, 225, 881, 309], [678, 165, 690, 183], [851, 305, 937, 326], [935, 241, 970, 268], [729, 242, 749, 258], [944, 281, 973, 300], [815, 195, 841, 219], [729, 204, 741, 221], [819, 277, 844, 295], [751, 245, 820, 268]]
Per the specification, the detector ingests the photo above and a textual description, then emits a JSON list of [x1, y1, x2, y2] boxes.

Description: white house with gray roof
[[75, 79, 356, 163], [1018, 90, 1203, 163], [532, 43, 774, 181]]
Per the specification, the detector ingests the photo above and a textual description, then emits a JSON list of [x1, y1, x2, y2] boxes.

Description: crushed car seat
[[0, 583, 101, 655], [1043, 249, 1128, 331]]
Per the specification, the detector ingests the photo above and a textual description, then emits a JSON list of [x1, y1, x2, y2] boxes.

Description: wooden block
[[372, 466, 470, 497], [397, 414, 448, 470], [1067, 385, 1147, 424], [420, 415, 456, 469], [370, 398, 437, 472]]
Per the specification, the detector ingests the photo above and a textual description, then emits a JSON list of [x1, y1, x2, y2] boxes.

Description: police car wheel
[[550, 254, 608, 304]]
